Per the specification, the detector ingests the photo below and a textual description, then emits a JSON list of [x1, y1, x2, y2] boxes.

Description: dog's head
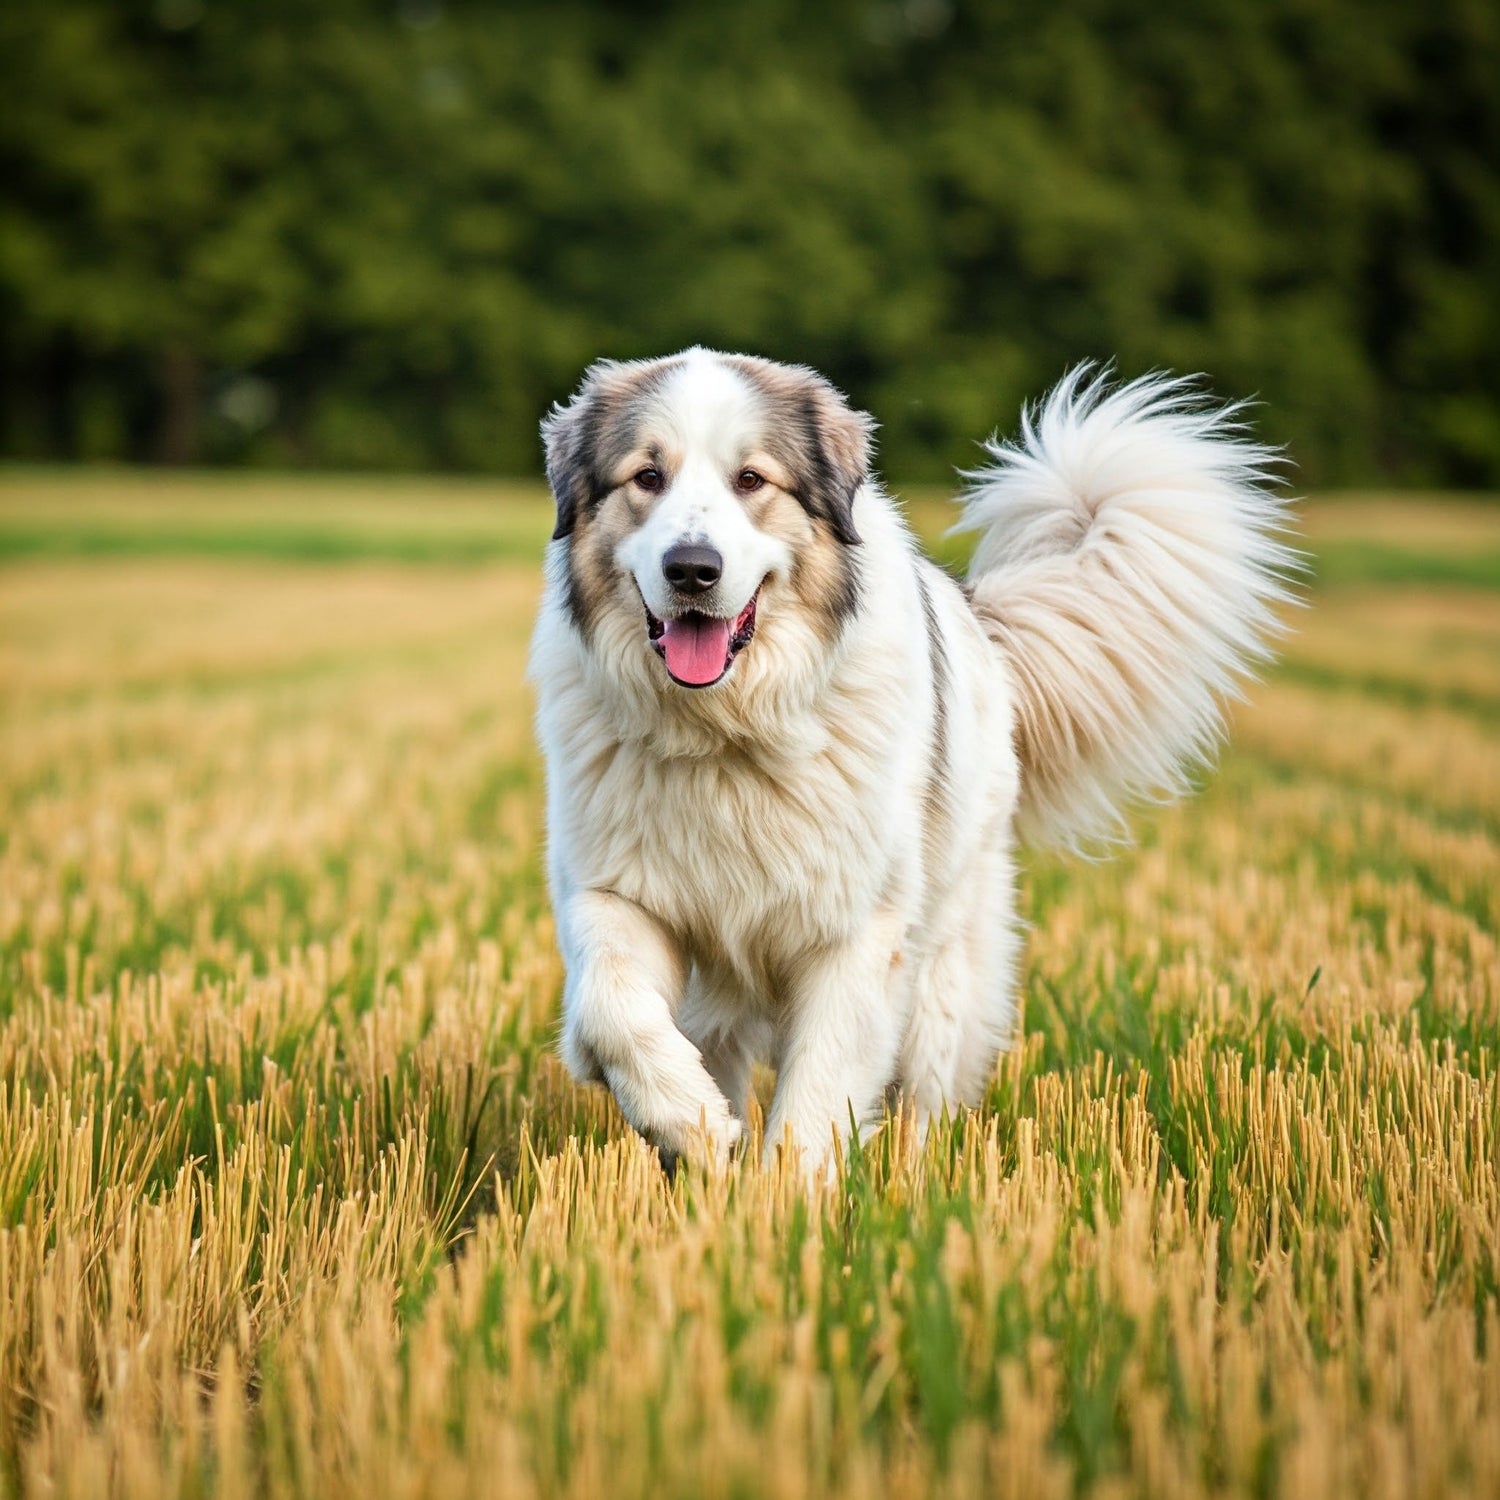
[[542, 348, 874, 692]]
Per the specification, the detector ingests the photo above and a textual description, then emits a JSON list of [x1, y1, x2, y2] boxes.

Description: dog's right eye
[[633, 467, 664, 493]]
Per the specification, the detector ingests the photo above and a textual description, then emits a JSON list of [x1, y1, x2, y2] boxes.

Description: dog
[[529, 348, 1293, 1174]]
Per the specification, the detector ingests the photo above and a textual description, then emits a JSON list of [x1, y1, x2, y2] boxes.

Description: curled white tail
[[960, 366, 1300, 851]]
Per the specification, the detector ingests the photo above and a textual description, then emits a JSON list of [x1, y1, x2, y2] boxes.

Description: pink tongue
[[660, 615, 732, 685]]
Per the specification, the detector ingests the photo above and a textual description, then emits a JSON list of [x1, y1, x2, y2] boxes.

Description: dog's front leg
[[558, 889, 741, 1165], [765, 915, 907, 1179]]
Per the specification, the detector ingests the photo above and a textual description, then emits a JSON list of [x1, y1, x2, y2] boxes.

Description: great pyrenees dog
[[530, 347, 1293, 1174]]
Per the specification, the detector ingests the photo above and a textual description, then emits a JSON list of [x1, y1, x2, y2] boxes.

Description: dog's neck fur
[[573, 607, 864, 765]]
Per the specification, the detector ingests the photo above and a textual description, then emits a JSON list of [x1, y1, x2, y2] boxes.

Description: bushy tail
[[959, 366, 1300, 851]]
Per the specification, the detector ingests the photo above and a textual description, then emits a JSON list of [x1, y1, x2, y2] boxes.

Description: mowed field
[[1, 472, 1498, 1500]]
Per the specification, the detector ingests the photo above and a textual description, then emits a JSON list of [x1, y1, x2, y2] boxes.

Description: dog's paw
[[653, 1102, 743, 1174]]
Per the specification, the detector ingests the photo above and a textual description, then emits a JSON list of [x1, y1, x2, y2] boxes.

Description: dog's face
[[543, 348, 873, 693]]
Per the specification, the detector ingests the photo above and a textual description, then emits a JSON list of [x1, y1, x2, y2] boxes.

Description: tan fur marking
[[758, 488, 858, 647]]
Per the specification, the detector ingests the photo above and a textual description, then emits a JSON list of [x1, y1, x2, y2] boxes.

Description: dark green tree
[[0, 0, 1495, 485]]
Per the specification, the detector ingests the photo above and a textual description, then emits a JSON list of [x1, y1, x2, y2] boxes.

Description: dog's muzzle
[[644, 588, 761, 688]]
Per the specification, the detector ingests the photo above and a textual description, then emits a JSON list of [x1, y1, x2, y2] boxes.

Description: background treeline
[[1, 0, 1496, 486]]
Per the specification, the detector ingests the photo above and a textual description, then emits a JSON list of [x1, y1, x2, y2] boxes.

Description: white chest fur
[[548, 682, 918, 980]]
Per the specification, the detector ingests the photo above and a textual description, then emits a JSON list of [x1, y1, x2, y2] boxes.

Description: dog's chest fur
[[555, 688, 916, 983]]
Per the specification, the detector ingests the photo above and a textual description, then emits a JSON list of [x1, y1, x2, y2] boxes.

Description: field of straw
[[1, 473, 1497, 1499]]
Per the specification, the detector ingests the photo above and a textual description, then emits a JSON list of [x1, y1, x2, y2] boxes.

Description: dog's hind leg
[[558, 890, 741, 1165], [678, 972, 761, 1125], [764, 909, 909, 1177], [899, 936, 974, 1129], [953, 876, 1023, 1105], [901, 858, 1022, 1128], [699, 1033, 754, 1123]]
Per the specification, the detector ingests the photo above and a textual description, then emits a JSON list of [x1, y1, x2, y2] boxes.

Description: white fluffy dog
[[529, 348, 1293, 1173]]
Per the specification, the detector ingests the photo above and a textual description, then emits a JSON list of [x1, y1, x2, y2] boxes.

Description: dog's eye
[[633, 467, 664, 493], [735, 469, 766, 494]]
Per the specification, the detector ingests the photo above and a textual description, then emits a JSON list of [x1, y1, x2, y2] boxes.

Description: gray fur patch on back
[[915, 561, 953, 862]]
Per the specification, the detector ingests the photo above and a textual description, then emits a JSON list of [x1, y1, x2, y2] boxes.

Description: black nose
[[662, 542, 722, 595]]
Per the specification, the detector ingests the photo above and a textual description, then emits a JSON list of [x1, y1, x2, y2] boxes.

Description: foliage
[[0, 0, 1497, 484]]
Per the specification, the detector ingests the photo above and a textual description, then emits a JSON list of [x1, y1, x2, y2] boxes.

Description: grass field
[[1, 471, 1497, 1499]]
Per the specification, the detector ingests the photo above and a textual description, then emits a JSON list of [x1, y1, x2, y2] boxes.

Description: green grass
[[0, 467, 554, 564], [1309, 539, 1500, 590], [6, 472, 1495, 590]]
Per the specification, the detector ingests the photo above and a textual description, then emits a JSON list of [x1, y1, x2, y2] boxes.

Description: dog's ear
[[795, 377, 876, 546], [541, 397, 592, 541], [542, 364, 613, 541]]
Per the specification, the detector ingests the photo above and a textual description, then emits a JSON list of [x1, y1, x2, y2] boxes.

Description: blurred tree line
[[1, 0, 1496, 486]]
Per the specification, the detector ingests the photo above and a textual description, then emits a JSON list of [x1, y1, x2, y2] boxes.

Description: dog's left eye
[[735, 469, 766, 494]]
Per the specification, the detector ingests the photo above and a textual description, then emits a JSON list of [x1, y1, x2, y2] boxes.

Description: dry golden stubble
[[0, 492, 1496, 1499]]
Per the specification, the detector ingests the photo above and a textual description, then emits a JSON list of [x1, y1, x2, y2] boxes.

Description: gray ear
[[541, 390, 597, 541], [796, 379, 876, 545], [543, 357, 633, 540]]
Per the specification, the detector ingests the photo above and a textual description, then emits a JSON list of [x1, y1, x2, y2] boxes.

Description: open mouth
[[644, 587, 761, 688]]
